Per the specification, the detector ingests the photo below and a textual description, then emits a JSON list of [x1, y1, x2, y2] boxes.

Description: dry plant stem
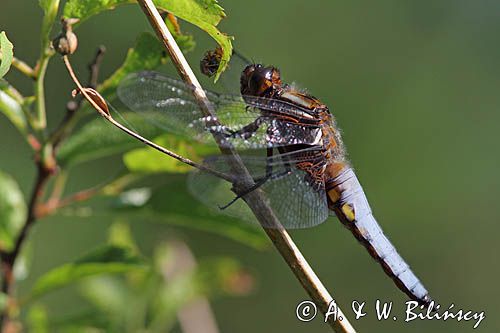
[[136, 1, 355, 332], [137, 0, 212, 110], [62, 56, 232, 183], [50, 46, 106, 148]]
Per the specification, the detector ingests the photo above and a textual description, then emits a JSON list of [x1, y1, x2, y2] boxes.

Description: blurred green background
[[1, 0, 499, 332]]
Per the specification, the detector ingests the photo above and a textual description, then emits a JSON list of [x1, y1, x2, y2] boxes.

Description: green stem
[[11, 57, 36, 79], [49, 169, 68, 201], [1, 83, 40, 150], [33, 55, 50, 132], [2, 84, 24, 105]]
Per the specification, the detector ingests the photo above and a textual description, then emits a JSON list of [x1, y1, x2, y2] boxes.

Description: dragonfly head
[[240, 64, 282, 98]]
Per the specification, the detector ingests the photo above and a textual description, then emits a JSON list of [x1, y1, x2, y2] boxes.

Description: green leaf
[[0, 32, 14, 78], [123, 134, 217, 174], [98, 32, 168, 98], [57, 113, 167, 167], [27, 304, 49, 333], [99, 29, 194, 97], [48, 309, 107, 332], [149, 275, 196, 329], [14, 241, 33, 281], [115, 177, 268, 249], [30, 245, 146, 299], [0, 293, 7, 313], [79, 275, 130, 315], [156, 0, 232, 80], [63, 0, 130, 20], [39, 0, 59, 14], [39, 0, 60, 50], [0, 89, 27, 135], [79, 276, 129, 317], [107, 221, 140, 254], [63, 0, 232, 79], [0, 170, 26, 252], [149, 249, 249, 331], [79, 274, 153, 331]]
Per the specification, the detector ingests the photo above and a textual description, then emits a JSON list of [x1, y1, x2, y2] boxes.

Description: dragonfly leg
[[218, 175, 269, 210], [219, 148, 292, 210], [219, 117, 264, 140]]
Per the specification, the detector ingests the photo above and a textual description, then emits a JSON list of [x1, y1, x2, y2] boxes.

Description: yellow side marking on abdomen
[[327, 188, 341, 203], [341, 203, 355, 222]]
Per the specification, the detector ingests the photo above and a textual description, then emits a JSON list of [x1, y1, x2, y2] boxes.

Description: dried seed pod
[[52, 18, 79, 55], [200, 46, 223, 77], [72, 87, 110, 116]]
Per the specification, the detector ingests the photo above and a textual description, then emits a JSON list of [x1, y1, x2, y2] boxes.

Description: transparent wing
[[187, 149, 329, 229], [116, 71, 322, 150]]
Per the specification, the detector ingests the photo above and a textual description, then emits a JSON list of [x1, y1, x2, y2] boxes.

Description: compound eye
[[248, 73, 264, 94]]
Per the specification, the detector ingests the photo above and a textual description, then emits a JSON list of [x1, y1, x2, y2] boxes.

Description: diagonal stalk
[[136, 1, 356, 332]]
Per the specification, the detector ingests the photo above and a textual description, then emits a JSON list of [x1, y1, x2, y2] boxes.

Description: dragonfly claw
[[218, 195, 241, 210]]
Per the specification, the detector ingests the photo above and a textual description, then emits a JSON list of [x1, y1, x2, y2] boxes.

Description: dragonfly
[[116, 57, 432, 306]]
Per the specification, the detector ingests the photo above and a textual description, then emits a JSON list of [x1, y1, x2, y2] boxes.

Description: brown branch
[[0, 163, 51, 330], [0, 47, 106, 331], [87, 46, 106, 89], [136, 1, 355, 332]]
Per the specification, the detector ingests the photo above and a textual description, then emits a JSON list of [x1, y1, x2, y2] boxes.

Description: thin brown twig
[[49, 46, 106, 149], [87, 46, 106, 89], [136, 1, 355, 332], [41, 184, 102, 218], [42, 173, 143, 217], [62, 56, 233, 184]]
